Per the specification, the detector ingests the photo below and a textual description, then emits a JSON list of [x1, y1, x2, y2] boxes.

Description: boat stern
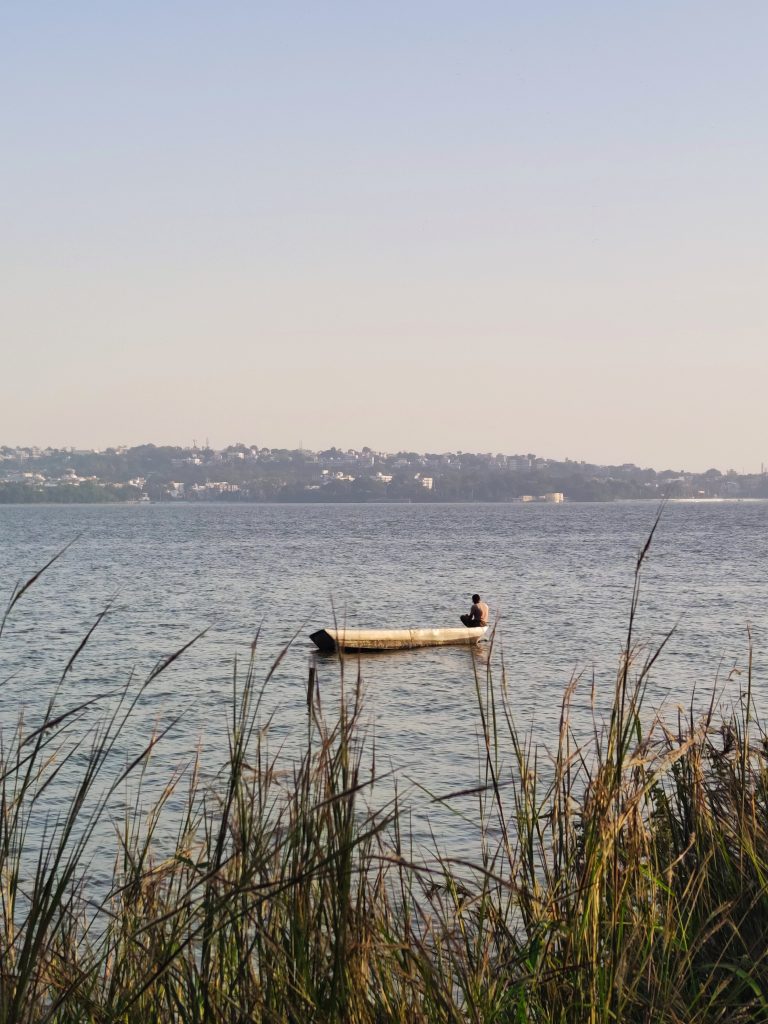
[[309, 629, 337, 653]]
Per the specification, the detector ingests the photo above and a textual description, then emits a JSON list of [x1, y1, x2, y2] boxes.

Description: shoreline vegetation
[[2, 489, 768, 507], [3, 531, 768, 1021], [3, 443, 768, 504]]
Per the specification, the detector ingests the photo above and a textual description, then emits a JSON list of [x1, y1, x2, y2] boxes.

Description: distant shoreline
[[2, 497, 768, 508], [3, 446, 767, 504]]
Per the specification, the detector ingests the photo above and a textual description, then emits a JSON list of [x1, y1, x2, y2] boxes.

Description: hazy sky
[[2, 2, 766, 471]]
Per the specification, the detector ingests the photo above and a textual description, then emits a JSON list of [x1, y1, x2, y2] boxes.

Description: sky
[[2, 2, 766, 472]]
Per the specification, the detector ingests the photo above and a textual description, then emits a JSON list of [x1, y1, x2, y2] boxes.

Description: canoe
[[309, 626, 488, 653]]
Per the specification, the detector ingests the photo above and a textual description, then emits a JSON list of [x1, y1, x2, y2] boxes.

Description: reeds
[[2, 528, 768, 1022]]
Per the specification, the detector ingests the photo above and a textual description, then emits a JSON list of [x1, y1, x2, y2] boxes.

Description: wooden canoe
[[309, 626, 488, 653]]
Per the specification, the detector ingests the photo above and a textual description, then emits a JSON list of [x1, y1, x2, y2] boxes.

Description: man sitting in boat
[[461, 594, 489, 628]]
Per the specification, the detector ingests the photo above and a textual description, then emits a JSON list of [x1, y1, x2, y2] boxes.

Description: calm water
[[1, 501, 766, 859]]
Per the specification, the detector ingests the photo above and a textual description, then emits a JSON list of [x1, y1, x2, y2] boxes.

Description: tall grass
[[1, 527, 768, 1022]]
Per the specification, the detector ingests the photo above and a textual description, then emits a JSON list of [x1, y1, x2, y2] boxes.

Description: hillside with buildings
[[1, 444, 766, 503]]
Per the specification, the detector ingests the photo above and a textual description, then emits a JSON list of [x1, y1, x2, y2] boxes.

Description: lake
[[1, 501, 766, 858]]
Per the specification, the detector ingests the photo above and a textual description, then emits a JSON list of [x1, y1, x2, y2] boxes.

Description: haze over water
[[1, 501, 766, 858]]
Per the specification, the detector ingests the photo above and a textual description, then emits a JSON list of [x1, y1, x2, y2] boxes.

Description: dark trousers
[[461, 614, 484, 628]]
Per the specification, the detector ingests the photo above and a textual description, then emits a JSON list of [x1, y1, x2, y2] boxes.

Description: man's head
[[472, 594, 480, 604]]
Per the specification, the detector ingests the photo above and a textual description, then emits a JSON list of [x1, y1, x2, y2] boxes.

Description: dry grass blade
[[0, 536, 79, 639]]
